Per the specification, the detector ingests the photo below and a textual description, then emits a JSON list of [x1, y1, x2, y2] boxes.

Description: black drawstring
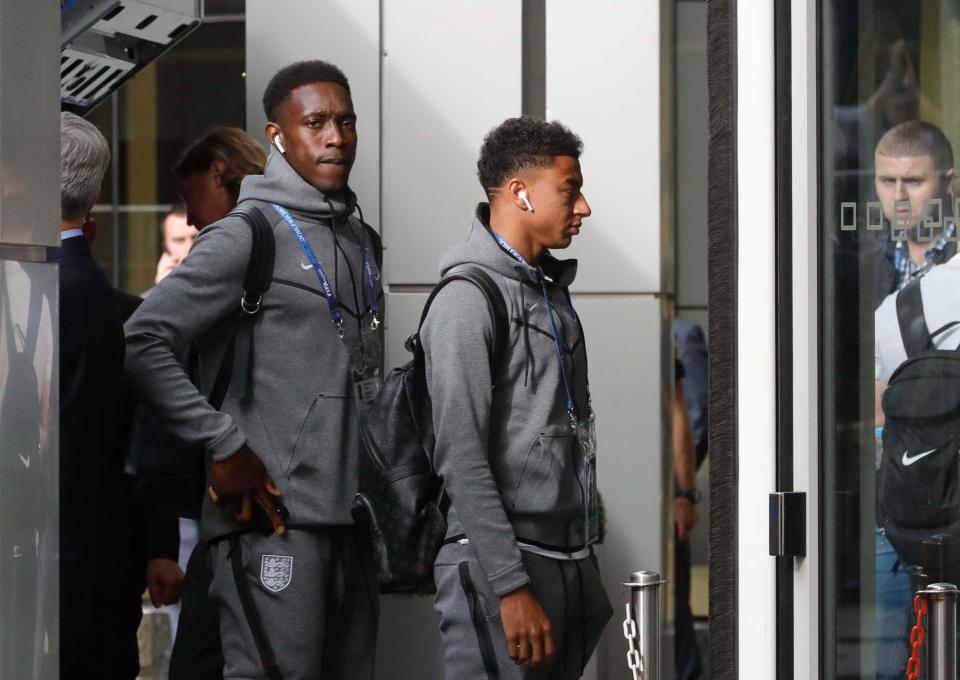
[[517, 267, 532, 387]]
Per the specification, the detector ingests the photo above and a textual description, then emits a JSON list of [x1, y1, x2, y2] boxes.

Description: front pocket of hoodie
[[511, 430, 581, 518], [286, 394, 349, 476]]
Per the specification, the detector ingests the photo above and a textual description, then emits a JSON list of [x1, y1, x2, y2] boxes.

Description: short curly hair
[[477, 117, 583, 196], [262, 60, 351, 122]]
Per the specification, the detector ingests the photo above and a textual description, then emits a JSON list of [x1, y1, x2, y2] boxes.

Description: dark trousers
[[169, 541, 224, 680], [674, 538, 704, 680]]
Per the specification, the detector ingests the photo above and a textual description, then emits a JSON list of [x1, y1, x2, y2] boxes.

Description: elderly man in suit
[[54, 113, 176, 680]]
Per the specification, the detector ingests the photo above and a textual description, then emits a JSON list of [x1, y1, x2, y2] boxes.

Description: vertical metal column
[[622, 570, 665, 680], [923, 583, 958, 680]]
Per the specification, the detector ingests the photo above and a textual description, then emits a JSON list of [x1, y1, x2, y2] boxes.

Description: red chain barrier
[[907, 594, 928, 680]]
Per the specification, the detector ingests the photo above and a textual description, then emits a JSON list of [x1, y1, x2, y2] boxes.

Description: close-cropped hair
[[477, 117, 583, 196], [876, 120, 955, 173], [262, 60, 351, 122], [60, 112, 110, 222], [172, 127, 267, 201]]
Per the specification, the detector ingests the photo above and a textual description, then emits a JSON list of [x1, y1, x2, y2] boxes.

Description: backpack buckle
[[240, 292, 262, 315]]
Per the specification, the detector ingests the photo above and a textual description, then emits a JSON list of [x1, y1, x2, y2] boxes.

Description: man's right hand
[[500, 586, 555, 667], [209, 444, 286, 534]]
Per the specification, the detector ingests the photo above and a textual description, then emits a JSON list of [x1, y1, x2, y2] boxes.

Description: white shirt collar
[[60, 228, 84, 241]]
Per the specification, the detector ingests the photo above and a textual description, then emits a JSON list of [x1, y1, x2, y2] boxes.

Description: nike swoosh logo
[[902, 448, 937, 466], [17, 453, 30, 469], [301, 261, 313, 270]]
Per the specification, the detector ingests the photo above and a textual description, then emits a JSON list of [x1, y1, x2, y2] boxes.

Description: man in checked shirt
[[873, 120, 957, 309]]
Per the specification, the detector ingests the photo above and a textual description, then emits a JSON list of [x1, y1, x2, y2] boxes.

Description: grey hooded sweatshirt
[[124, 149, 383, 539], [421, 203, 591, 597]]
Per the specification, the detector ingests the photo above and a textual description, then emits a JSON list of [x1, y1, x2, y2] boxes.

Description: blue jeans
[[876, 528, 911, 680]]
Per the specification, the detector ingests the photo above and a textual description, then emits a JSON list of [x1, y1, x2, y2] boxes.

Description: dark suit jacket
[[55, 235, 125, 637], [93, 290, 180, 679]]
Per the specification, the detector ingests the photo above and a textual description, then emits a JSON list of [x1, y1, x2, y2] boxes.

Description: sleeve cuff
[[209, 426, 246, 462], [487, 561, 531, 597]]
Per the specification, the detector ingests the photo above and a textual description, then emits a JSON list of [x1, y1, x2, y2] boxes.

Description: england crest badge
[[260, 554, 293, 593]]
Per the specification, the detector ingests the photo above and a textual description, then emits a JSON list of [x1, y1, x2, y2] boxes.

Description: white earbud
[[273, 136, 285, 154], [518, 190, 534, 212]]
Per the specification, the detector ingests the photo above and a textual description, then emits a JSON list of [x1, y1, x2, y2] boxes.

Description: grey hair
[[61, 112, 110, 221]]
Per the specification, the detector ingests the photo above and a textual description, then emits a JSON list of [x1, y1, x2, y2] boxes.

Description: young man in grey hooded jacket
[[124, 61, 381, 680], [422, 117, 613, 679]]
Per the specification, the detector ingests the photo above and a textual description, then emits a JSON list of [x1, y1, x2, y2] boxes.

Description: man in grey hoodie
[[422, 117, 613, 679], [124, 61, 381, 679]]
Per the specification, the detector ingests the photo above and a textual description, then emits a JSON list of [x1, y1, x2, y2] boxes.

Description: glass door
[[820, 2, 960, 677]]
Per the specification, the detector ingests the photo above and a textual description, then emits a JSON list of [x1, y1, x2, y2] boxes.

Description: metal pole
[[621, 570, 665, 680], [922, 583, 957, 680]]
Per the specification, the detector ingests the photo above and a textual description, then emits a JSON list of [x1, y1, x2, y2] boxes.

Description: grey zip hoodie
[[124, 149, 383, 539], [421, 203, 591, 597]]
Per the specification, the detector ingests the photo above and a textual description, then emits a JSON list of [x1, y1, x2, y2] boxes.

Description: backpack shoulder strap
[[233, 203, 276, 304], [896, 278, 933, 358], [221, 203, 276, 402], [418, 266, 508, 376]]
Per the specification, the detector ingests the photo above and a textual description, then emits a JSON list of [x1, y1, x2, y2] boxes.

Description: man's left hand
[[145, 558, 184, 607]]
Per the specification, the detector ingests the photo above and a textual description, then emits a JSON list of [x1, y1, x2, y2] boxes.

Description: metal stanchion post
[[621, 570, 665, 680], [922, 583, 958, 680]]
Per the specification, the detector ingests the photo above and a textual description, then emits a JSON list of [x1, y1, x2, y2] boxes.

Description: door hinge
[[769, 491, 806, 557]]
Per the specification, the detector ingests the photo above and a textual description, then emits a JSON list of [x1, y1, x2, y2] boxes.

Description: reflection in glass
[[0, 261, 58, 678], [823, 2, 960, 678]]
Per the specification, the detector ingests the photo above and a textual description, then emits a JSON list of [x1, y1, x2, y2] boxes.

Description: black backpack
[[879, 278, 960, 569], [126, 203, 276, 518], [352, 266, 508, 593]]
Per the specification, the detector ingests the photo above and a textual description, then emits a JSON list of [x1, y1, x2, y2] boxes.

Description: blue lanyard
[[491, 230, 577, 422], [272, 203, 345, 337], [346, 223, 381, 329]]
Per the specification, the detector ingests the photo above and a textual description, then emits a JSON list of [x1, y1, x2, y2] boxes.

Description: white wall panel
[[0, 2, 59, 247], [245, 0, 381, 231], [546, 0, 665, 293], [737, 0, 777, 676], [382, 0, 522, 284], [572, 293, 663, 679]]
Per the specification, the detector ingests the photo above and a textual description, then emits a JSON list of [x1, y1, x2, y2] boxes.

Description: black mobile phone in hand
[[252, 499, 290, 535]]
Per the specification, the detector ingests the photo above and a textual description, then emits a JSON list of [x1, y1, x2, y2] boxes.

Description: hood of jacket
[[237, 147, 358, 220], [439, 203, 578, 286]]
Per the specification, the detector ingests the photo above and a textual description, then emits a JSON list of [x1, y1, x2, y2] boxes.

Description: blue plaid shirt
[[893, 222, 956, 290]]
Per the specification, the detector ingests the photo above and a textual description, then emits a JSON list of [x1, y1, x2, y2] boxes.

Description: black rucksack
[[879, 278, 960, 569], [352, 266, 508, 593]]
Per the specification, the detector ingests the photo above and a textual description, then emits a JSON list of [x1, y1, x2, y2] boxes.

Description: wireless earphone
[[273, 136, 285, 154], [518, 190, 534, 212]]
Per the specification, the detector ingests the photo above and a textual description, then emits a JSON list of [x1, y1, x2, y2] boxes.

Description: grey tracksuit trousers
[[208, 526, 379, 680], [433, 542, 613, 680]]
